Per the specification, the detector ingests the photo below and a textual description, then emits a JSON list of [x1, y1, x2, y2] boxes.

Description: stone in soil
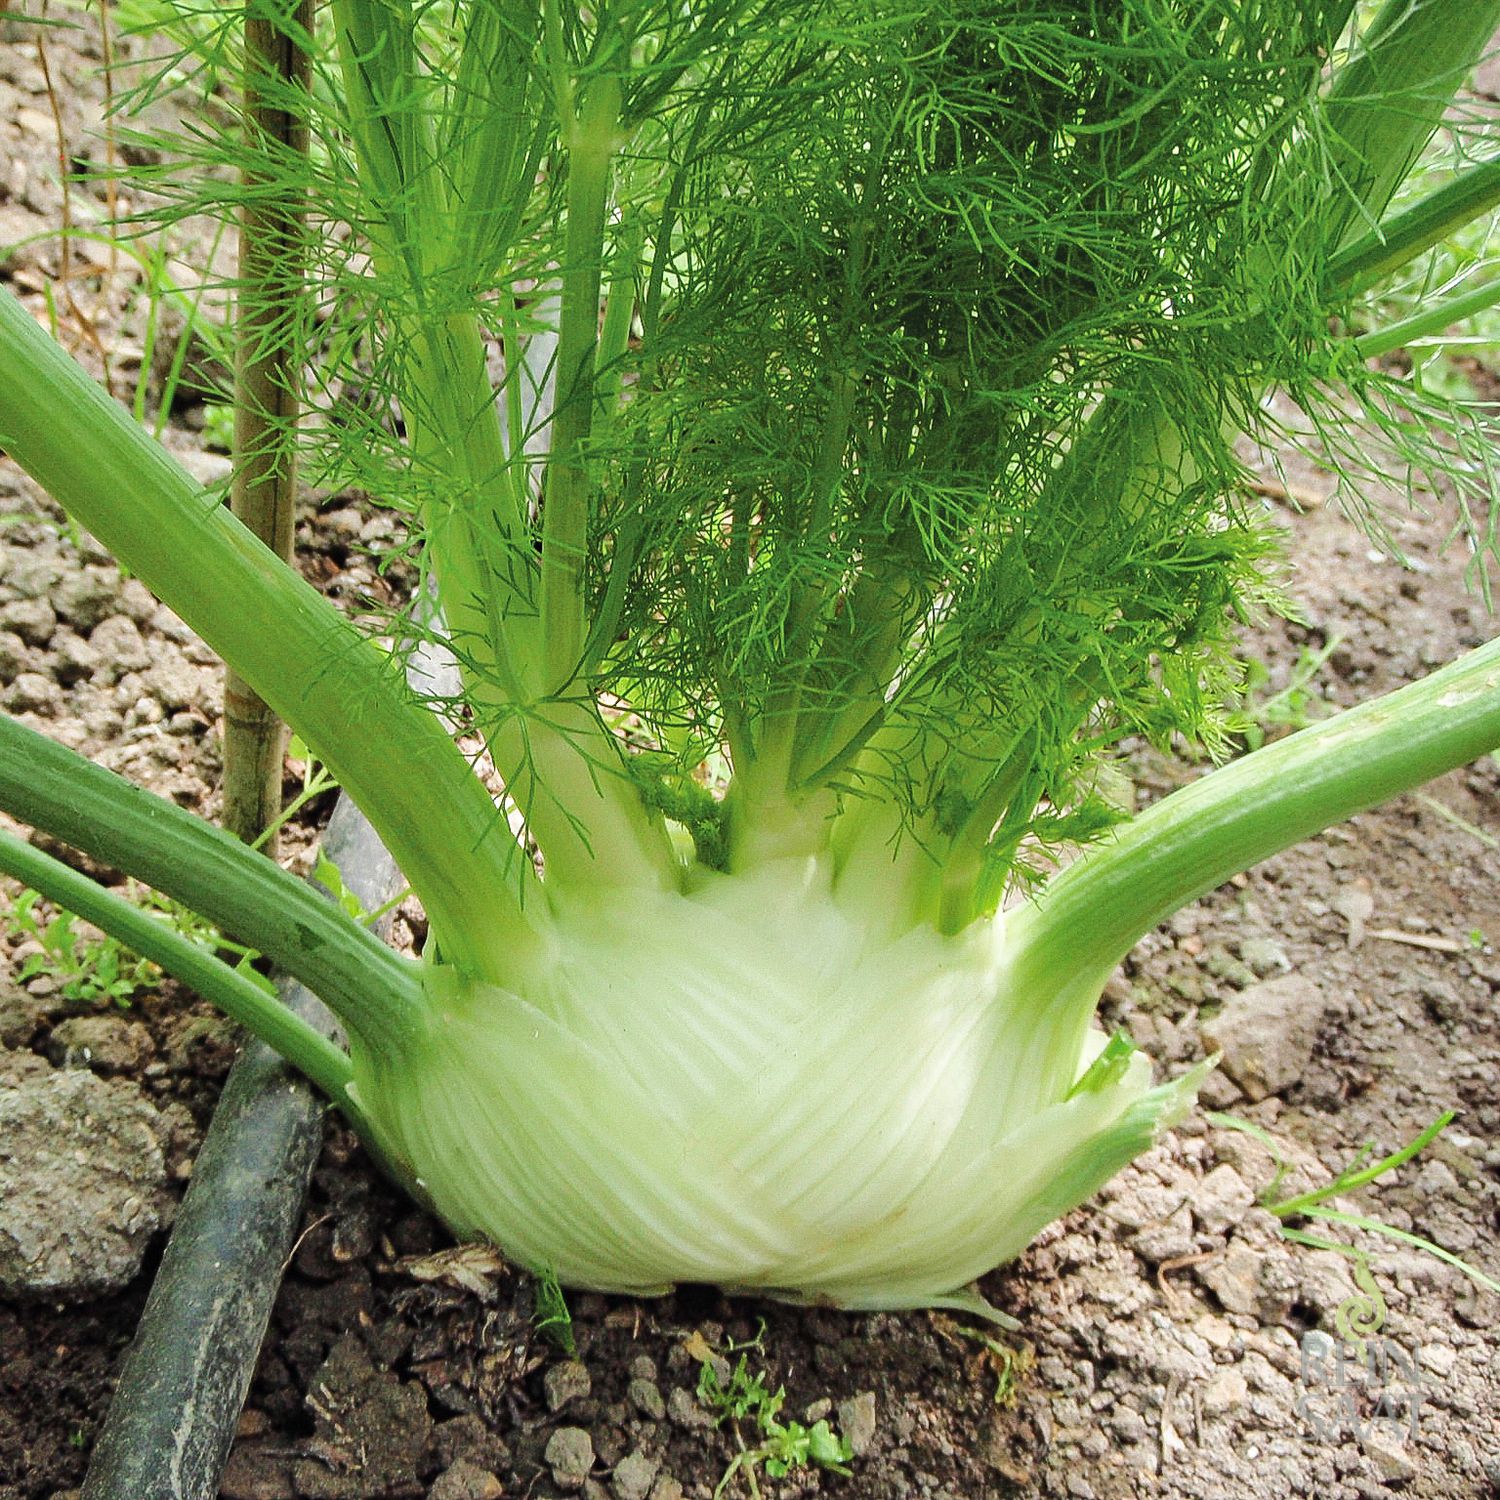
[[88, 613, 151, 678], [1190, 1163, 1255, 1235], [429, 1459, 504, 1500], [545, 1426, 595, 1491], [0, 983, 47, 1049], [611, 1450, 659, 1500], [627, 1376, 666, 1421], [838, 1390, 878, 1456], [1198, 973, 1331, 1100], [544, 1357, 593, 1411], [0, 1067, 166, 1299], [47, 1015, 155, 1075]]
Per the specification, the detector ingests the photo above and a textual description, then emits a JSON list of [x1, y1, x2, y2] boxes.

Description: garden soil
[[0, 11, 1497, 1500]]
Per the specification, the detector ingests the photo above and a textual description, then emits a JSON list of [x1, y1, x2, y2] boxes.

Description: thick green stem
[[0, 711, 424, 1056], [225, 0, 312, 852], [0, 829, 364, 1120], [0, 289, 528, 976], [1011, 634, 1500, 997], [1320, 0, 1500, 247]]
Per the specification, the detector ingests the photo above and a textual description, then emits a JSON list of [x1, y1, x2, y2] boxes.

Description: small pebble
[[428, 1459, 504, 1500], [1238, 935, 1292, 976], [5, 671, 60, 714], [0, 596, 55, 646], [545, 1426, 595, 1491], [611, 1451, 658, 1500], [666, 1386, 712, 1429], [837, 1391, 878, 1456], [0, 630, 28, 681], [627, 1377, 665, 1421], [1192, 1163, 1255, 1235], [545, 1359, 593, 1411]]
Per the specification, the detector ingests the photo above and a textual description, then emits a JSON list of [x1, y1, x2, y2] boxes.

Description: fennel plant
[[2, 0, 1500, 1320]]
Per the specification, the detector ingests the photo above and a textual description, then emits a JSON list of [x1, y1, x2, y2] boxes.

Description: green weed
[[4, 886, 159, 1005], [1237, 634, 1344, 751], [694, 1324, 854, 1498], [3, 882, 271, 1007], [532, 1264, 576, 1357], [1209, 1110, 1500, 1350]]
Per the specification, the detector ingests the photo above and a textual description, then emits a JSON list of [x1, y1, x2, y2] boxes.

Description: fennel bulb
[[355, 860, 1195, 1313]]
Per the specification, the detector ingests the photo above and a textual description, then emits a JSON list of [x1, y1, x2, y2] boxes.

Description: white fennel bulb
[[352, 859, 1202, 1315]]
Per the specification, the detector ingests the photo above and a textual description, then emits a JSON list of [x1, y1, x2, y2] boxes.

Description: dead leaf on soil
[[397, 1243, 508, 1299]]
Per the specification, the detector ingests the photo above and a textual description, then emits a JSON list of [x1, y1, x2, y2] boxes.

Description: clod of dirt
[[47, 1014, 155, 1075], [1190, 1162, 1256, 1235], [295, 1333, 434, 1499], [610, 1450, 658, 1500], [626, 1376, 665, 1421], [88, 614, 151, 677], [53, 566, 125, 632], [1199, 973, 1331, 1100], [429, 1458, 505, 1500], [0, 982, 47, 1048], [0, 1067, 166, 1299], [837, 1389, 878, 1456]]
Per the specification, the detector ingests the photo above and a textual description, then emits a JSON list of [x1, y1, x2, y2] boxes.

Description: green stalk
[[1320, 0, 1500, 245], [542, 75, 623, 690], [329, 4, 667, 894], [1355, 276, 1500, 360], [594, 212, 642, 423], [0, 828, 362, 1120], [1270, 1111, 1453, 1218], [0, 289, 529, 977], [224, 0, 312, 851], [1328, 153, 1500, 296], [0, 711, 423, 1056], [1011, 634, 1500, 1010]]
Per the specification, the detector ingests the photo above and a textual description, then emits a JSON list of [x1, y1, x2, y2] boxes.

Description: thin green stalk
[[0, 828, 362, 1121], [594, 213, 642, 422], [225, 0, 312, 852], [1011, 633, 1500, 1008], [0, 289, 528, 976], [542, 75, 623, 691], [0, 711, 423, 1057], [1281, 1206, 1500, 1296], [1328, 152, 1500, 296], [1355, 276, 1500, 360]]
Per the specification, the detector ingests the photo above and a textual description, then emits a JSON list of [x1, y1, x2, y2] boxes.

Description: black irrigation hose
[[80, 797, 403, 1500]]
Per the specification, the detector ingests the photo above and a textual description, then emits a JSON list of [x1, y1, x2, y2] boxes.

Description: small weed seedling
[[1209, 1110, 1500, 1347], [532, 1264, 577, 1357], [4, 886, 159, 1005], [694, 1326, 853, 1498], [3, 883, 273, 1007], [933, 1318, 1035, 1407], [1237, 634, 1344, 751]]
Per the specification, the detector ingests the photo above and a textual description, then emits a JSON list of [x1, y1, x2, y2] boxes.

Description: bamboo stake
[[224, 0, 313, 850]]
